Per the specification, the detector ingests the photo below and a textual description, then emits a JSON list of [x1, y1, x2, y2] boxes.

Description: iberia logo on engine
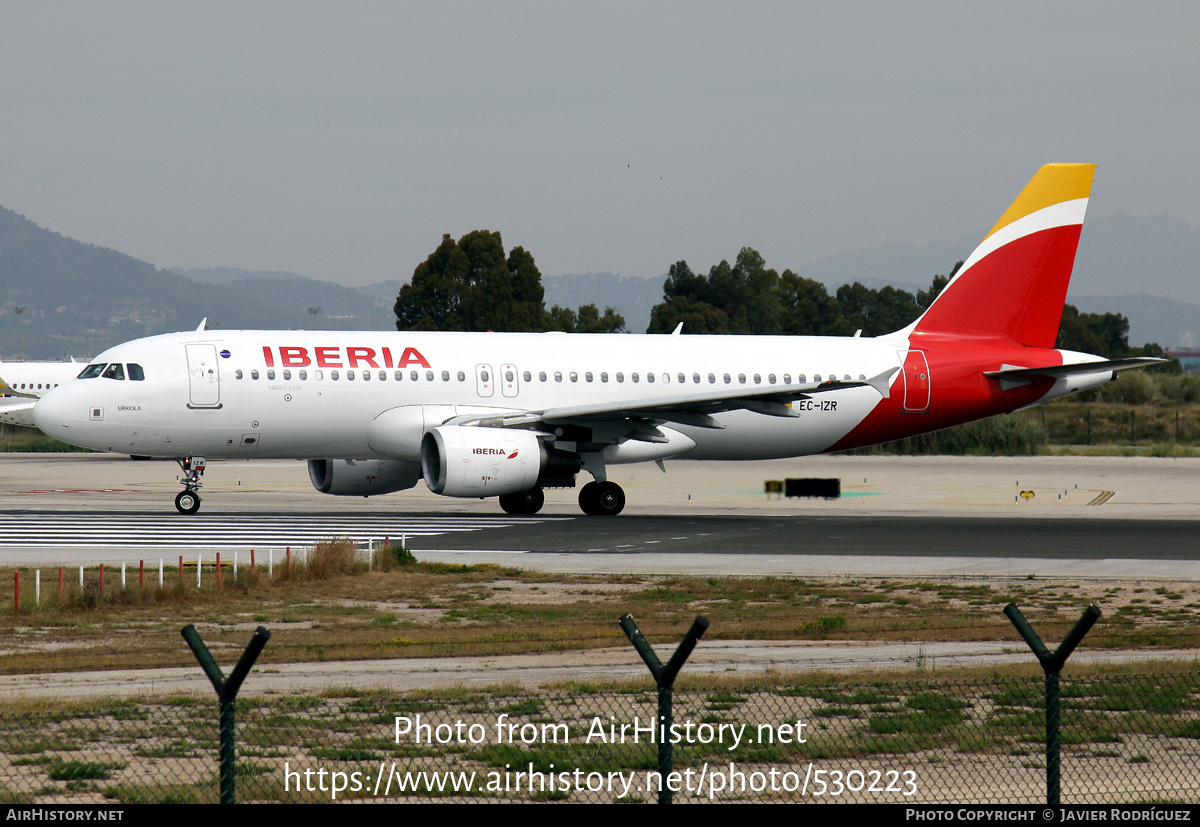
[[473, 449, 520, 458]]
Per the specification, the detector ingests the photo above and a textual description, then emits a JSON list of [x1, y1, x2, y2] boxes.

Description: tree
[[646, 250, 785, 334], [395, 230, 624, 333], [644, 251, 959, 337], [396, 230, 550, 331], [1055, 305, 1130, 358], [547, 303, 627, 333], [777, 272, 841, 335]]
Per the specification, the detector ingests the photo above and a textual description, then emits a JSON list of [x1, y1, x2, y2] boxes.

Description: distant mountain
[[793, 212, 1200, 308], [2, 205, 1196, 357], [171, 266, 312, 285], [0, 209, 398, 358], [1071, 294, 1200, 350]]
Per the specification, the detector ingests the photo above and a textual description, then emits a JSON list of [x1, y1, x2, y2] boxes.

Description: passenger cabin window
[[235, 369, 244, 380], [102, 364, 125, 381], [128, 364, 145, 381]]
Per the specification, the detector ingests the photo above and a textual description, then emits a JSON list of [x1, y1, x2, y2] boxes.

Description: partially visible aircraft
[[0, 358, 83, 427], [33, 164, 1160, 514]]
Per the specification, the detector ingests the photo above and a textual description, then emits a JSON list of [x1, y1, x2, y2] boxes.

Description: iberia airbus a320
[[33, 164, 1158, 515]]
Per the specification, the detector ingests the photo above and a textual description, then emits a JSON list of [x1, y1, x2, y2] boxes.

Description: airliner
[[32, 164, 1159, 515], [0, 358, 83, 427]]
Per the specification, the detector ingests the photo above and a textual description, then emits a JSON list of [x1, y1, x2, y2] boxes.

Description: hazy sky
[[2, 2, 1197, 288]]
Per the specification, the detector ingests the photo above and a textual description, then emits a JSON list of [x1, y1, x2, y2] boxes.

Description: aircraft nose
[[32, 387, 76, 436]]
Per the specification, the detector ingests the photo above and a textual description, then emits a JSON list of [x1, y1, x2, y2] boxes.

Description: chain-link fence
[[2, 673, 1197, 804]]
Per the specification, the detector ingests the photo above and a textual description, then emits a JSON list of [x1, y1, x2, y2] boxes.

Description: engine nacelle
[[421, 426, 580, 497], [308, 458, 422, 497]]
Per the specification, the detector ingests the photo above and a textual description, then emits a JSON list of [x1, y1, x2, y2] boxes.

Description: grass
[[2, 554, 1200, 675]]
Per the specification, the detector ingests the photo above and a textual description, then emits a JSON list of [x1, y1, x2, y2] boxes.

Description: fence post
[[1005, 603, 1101, 806], [619, 613, 709, 804], [181, 624, 271, 805]]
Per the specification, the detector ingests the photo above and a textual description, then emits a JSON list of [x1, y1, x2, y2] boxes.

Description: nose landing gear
[[175, 457, 206, 514]]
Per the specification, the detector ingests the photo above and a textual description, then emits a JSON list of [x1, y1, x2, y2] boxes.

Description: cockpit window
[[78, 364, 105, 380], [102, 363, 126, 381], [127, 364, 145, 381]]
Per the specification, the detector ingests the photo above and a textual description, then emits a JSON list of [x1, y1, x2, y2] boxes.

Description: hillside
[[0, 208, 393, 359]]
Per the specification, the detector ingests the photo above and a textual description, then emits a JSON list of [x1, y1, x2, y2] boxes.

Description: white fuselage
[[33, 329, 904, 461]]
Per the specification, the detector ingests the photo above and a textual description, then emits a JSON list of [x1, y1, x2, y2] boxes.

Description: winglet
[[196, 318, 208, 331]]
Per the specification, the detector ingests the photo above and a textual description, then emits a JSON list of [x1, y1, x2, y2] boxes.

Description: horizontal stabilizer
[[984, 358, 1166, 391]]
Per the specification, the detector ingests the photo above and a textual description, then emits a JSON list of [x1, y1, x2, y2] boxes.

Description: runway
[[2, 452, 1199, 578], [0, 511, 566, 549]]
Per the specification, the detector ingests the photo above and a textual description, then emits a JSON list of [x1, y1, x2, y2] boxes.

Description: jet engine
[[420, 426, 581, 497], [307, 458, 422, 497]]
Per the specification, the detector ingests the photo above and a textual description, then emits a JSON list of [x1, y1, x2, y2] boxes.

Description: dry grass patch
[[1, 559, 1198, 676]]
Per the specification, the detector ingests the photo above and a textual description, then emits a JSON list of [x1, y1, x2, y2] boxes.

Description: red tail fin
[[909, 163, 1095, 347]]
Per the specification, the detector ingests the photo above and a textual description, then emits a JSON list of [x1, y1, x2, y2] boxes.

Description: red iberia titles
[[261, 345, 431, 369]]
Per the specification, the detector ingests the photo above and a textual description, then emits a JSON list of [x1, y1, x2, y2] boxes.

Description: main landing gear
[[498, 487, 545, 515], [578, 480, 625, 516], [496, 480, 627, 516], [174, 456, 206, 514]]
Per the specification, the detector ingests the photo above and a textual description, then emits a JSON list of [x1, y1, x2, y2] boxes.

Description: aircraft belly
[[679, 390, 875, 460]]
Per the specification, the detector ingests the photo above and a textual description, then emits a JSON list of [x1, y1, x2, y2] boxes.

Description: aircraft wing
[[0, 400, 37, 427], [460, 367, 899, 432]]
